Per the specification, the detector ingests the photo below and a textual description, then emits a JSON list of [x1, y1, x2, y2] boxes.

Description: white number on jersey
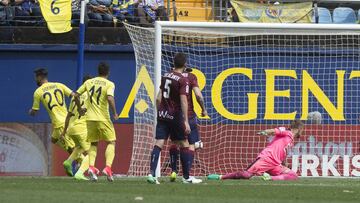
[[163, 79, 172, 98]]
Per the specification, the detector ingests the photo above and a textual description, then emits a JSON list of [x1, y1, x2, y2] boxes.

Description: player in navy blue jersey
[[147, 53, 202, 184]]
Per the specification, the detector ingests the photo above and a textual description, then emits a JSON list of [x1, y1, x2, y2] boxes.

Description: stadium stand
[[167, 0, 212, 22], [333, 7, 357, 24], [2, 0, 360, 44], [314, 7, 332, 24], [2, 0, 360, 27]]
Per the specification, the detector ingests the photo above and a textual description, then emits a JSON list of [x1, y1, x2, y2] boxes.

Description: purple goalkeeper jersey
[[158, 71, 189, 122]]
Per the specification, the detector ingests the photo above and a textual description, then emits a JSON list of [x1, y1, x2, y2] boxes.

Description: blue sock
[[169, 145, 179, 173], [150, 145, 161, 177], [72, 161, 79, 176], [180, 147, 194, 179]]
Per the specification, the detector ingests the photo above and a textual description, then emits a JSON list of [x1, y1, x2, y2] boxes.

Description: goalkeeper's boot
[[170, 171, 177, 182], [207, 174, 222, 180], [63, 160, 73, 177], [147, 174, 160, 184], [88, 166, 99, 182], [74, 172, 89, 181], [261, 172, 272, 181], [102, 166, 114, 182], [182, 176, 203, 184]]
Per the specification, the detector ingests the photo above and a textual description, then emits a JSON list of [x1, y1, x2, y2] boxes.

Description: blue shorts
[[188, 117, 200, 144], [155, 120, 186, 141]]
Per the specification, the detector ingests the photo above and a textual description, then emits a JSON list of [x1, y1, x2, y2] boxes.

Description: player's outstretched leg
[[263, 170, 298, 181], [169, 144, 179, 182], [147, 145, 161, 184], [208, 171, 253, 180], [103, 141, 116, 182], [88, 143, 99, 182]]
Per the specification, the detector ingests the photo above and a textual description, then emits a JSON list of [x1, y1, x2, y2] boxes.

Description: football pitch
[[1, 177, 360, 203]]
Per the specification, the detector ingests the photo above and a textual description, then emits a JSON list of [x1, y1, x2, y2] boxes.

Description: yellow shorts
[[67, 128, 90, 151], [52, 126, 75, 150], [87, 121, 116, 143]]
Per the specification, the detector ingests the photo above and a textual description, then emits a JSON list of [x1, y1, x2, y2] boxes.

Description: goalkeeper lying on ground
[[208, 120, 304, 181]]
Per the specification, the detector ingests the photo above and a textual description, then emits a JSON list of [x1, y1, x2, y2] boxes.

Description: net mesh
[[125, 23, 360, 177]]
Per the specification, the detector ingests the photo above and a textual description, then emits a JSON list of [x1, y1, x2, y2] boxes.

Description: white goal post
[[125, 21, 360, 178]]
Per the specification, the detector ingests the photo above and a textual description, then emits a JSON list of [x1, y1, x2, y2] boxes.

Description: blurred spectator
[[72, 0, 80, 25], [14, 0, 42, 26], [88, 0, 113, 27], [227, 8, 239, 22], [0, 0, 10, 25], [112, 0, 136, 23], [135, 0, 168, 27]]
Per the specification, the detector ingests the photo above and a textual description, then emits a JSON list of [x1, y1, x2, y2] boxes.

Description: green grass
[[0, 177, 360, 203]]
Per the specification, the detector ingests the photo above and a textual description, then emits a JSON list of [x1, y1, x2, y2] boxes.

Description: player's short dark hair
[[174, 53, 187, 69], [98, 62, 110, 76], [290, 120, 304, 129], [83, 74, 92, 83], [34, 68, 48, 77]]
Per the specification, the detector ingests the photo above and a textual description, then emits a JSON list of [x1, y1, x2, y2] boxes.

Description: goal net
[[125, 22, 360, 177]]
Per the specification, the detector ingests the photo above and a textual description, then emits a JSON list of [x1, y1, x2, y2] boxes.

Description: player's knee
[[107, 141, 116, 145], [155, 139, 165, 149], [178, 140, 189, 148], [189, 144, 195, 151], [286, 170, 298, 179]]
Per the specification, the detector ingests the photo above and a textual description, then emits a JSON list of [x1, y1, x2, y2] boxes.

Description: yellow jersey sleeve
[[32, 90, 41, 110], [59, 83, 73, 97], [107, 82, 115, 97], [77, 82, 87, 95]]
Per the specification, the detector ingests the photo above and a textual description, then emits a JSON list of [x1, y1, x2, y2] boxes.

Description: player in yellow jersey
[[60, 75, 92, 180], [76, 62, 119, 182], [29, 68, 84, 153]]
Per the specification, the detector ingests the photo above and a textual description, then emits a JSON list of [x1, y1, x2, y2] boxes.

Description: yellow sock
[[105, 143, 115, 167], [78, 155, 90, 173], [67, 147, 83, 162], [89, 145, 97, 166]]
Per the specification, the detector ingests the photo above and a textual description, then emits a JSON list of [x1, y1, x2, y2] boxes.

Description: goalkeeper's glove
[[257, 131, 268, 136]]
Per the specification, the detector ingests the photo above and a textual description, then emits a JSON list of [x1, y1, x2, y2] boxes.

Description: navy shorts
[[188, 117, 200, 144], [155, 119, 186, 141]]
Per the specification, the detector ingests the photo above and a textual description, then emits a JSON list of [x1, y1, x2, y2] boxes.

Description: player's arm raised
[[257, 129, 276, 137], [193, 86, 208, 117]]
